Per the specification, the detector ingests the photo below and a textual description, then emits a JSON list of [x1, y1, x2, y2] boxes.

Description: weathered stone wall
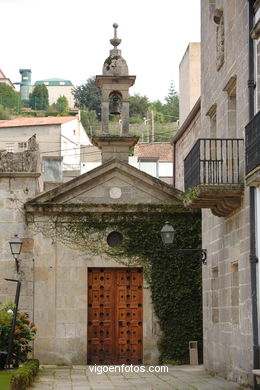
[[0, 135, 40, 173], [201, 0, 251, 386], [31, 235, 159, 364], [0, 137, 42, 319], [0, 141, 163, 364], [0, 189, 160, 364], [0, 173, 41, 320]]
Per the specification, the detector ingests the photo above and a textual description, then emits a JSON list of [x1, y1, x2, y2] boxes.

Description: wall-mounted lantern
[[9, 234, 23, 273], [160, 222, 207, 264]]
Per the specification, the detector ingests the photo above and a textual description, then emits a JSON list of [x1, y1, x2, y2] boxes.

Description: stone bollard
[[189, 341, 199, 365]]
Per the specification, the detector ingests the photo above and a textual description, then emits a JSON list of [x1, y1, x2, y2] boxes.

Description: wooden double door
[[87, 267, 143, 364]]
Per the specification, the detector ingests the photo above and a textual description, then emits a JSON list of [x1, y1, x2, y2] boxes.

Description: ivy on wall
[[30, 207, 202, 364]]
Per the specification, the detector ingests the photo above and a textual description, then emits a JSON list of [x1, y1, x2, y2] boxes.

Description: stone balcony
[[183, 138, 244, 217], [252, 369, 260, 385]]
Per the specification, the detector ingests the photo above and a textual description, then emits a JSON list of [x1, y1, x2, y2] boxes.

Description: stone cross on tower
[[95, 23, 136, 136], [93, 24, 139, 164]]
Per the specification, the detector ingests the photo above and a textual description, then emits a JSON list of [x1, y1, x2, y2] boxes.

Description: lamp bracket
[[14, 257, 20, 273], [169, 248, 207, 265]]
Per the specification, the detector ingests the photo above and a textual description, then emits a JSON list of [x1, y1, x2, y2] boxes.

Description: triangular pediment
[[26, 159, 183, 212]]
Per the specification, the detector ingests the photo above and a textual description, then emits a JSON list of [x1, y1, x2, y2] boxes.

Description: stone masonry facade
[[201, 1, 251, 386], [0, 172, 41, 320], [174, 1, 252, 386]]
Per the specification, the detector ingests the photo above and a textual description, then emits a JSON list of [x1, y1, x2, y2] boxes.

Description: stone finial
[[28, 134, 39, 152], [110, 23, 121, 49]]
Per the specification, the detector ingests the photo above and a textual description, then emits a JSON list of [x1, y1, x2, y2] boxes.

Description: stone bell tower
[[93, 24, 138, 164]]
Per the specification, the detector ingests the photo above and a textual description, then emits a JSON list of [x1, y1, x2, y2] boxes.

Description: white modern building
[[34, 78, 75, 109], [0, 116, 91, 180]]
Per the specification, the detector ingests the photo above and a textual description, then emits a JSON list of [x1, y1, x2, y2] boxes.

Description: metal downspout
[[250, 187, 259, 390], [173, 141, 176, 188], [248, 1, 259, 389]]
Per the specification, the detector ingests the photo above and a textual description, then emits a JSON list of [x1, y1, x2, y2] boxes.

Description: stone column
[[121, 101, 129, 136], [101, 102, 109, 135]]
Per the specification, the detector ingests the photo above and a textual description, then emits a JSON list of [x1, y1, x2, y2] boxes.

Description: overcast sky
[[1, 0, 200, 102]]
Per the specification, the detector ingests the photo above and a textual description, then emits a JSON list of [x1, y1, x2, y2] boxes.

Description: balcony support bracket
[[184, 184, 244, 217]]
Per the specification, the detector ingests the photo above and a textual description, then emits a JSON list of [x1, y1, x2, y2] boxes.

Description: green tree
[[0, 84, 19, 109], [0, 104, 12, 120], [149, 100, 166, 123], [72, 76, 102, 117], [55, 95, 69, 114], [149, 82, 179, 123], [129, 94, 150, 122], [29, 84, 49, 110], [80, 106, 98, 136], [163, 82, 179, 122]]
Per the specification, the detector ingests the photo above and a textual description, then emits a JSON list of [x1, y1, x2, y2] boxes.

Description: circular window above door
[[107, 231, 123, 247]]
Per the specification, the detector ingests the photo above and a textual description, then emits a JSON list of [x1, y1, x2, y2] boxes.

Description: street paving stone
[[31, 365, 248, 390]]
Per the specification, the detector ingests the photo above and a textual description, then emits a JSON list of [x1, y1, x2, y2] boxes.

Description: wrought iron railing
[[245, 110, 260, 175], [184, 138, 244, 193]]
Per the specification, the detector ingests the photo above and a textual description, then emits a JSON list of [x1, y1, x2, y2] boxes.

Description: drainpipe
[[250, 186, 259, 390], [173, 141, 176, 188], [248, 1, 259, 389]]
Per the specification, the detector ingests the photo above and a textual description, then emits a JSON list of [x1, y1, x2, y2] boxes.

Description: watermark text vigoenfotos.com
[[88, 364, 169, 375]]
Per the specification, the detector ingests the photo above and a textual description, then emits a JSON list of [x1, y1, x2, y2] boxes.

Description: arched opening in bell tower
[[109, 91, 122, 115]]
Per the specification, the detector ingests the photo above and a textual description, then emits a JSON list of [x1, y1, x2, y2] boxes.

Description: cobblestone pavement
[[31, 365, 248, 390]]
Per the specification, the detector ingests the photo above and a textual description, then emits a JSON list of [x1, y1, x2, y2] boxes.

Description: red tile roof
[[134, 143, 173, 161], [0, 116, 78, 128]]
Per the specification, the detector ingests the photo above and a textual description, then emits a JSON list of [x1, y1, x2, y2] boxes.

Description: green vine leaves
[[28, 211, 202, 363]]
